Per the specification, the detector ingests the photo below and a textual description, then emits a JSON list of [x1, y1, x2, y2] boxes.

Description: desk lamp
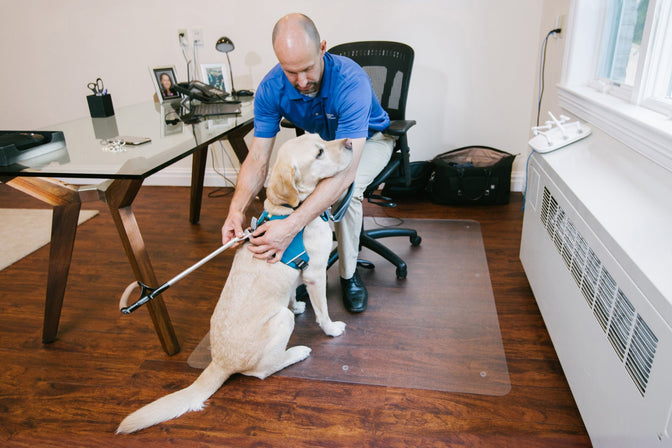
[[215, 36, 237, 97]]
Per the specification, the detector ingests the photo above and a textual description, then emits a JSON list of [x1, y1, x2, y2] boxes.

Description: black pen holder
[[91, 116, 119, 139], [87, 94, 115, 117]]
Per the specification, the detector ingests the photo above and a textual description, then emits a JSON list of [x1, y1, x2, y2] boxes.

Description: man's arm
[[246, 137, 366, 262], [221, 135, 276, 243]]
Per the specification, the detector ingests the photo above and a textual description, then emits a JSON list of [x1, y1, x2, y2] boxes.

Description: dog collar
[[278, 183, 353, 223], [256, 211, 309, 270]]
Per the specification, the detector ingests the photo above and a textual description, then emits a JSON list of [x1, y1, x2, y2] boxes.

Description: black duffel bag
[[381, 161, 434, 199], [427, 146, 516, 205]]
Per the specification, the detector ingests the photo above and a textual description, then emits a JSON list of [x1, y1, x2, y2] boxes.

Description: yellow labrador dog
[[117, 134, 351, 434]]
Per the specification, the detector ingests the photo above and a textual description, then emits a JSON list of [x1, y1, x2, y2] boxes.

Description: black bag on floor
[[427, 146, 515, 205], [381, 161, 433, 199]]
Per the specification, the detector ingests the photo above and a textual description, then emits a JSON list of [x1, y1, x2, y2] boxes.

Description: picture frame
[[150, 66, 180, 103], [200, 63, 230, 94]]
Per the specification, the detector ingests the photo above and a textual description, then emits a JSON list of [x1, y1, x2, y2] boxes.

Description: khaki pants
[[333, 132, 394, 279]]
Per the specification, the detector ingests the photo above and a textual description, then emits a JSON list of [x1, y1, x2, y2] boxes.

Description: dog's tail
[[116, 361, 230, 434]]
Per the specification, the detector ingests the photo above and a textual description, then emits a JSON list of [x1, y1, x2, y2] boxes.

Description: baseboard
[[144, 167, 526, 190], [57, 167, 239, 187], [511, 170, 525, 192], [143, 166, 238, 187], [59, 165, 525, 192]]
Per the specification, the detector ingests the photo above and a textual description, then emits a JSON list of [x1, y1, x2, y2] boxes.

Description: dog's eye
[[316, 148, 324, 158]]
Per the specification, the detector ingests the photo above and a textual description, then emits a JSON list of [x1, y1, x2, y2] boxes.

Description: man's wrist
[[284, 209, 310, 235]]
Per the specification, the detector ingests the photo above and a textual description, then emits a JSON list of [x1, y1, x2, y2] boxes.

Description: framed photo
[[150, 66, 180, 103], [200, 63, 230, 94]]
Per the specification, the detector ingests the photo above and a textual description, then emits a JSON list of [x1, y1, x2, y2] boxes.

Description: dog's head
[[266, 134, 353, 208]]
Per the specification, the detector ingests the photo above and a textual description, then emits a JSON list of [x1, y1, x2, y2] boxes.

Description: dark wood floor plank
[[0, 184, 591, 447]]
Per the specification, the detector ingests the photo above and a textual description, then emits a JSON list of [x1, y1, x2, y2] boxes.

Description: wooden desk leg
[[226, 120, 254, 164], [189, 145, 208, 224], [43, 202, 81, 342], [225, 120, 266, 201], [188, 119, 255, 224], [102, 179, 180, 355], [2, 177, 82, 344]]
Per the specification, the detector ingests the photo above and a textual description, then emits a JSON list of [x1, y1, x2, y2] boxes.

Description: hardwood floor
[[0, 183, 592, 447]]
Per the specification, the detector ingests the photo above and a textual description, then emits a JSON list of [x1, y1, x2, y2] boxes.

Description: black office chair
[[283, 41, 421, 279]]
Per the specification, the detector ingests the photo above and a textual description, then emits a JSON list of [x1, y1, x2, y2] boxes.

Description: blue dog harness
[[255, 183, 355, 271], [256, 210, 312, 270]]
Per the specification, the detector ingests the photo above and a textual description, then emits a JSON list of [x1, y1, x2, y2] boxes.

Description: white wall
[[0, 0, 547, 189]]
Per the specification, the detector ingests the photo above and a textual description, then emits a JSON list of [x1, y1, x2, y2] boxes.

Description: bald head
[[271, 14, 327, 96], [272, 13, 321, 54]]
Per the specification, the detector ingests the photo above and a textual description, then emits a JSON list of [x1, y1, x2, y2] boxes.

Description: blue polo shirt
[[253, 52, 389, 140]]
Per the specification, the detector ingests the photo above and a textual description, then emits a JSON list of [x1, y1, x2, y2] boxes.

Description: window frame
[[559, 0, 672, 171]]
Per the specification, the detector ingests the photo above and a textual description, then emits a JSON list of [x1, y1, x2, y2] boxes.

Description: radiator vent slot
[[608, 290, 636, 360], [539, 187, 657, 396], [626, 316, 658, 396], [594, 269, 617, 331]]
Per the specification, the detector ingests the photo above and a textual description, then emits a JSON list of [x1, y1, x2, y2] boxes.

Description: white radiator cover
[[520, 126, 672, 447]]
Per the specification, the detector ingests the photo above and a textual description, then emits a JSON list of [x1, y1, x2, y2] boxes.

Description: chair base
[[327, 227, 421, 280]]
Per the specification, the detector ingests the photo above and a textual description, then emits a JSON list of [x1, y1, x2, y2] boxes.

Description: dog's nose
[[344, 138, 352, 150]]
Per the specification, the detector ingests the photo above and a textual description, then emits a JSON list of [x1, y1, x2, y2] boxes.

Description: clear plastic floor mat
[[188, 218, 510, 396]]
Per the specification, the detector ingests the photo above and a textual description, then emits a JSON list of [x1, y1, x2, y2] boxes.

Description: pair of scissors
[[88, 78, 105, 96]]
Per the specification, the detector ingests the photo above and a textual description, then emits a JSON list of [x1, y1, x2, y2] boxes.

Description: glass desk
[[0, 99, 254, 355]]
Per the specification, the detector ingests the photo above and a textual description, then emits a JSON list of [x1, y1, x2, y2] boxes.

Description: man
[[221, 13, 394, 313]]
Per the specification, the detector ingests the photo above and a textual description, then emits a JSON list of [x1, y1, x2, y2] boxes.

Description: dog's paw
[[321, 320, 346, 337], [291, 300, 306, 315], [286, 345, 312, 363], [295, 345, 312, 360]]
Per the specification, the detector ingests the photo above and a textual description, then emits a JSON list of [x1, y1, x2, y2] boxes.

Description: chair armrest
[[281, 119, 305, 136], [281, 119, 297, 129], [384, 119, 416, 137]]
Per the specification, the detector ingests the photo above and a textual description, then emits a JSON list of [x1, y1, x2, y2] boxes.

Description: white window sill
[[557, 85, 672, 172]]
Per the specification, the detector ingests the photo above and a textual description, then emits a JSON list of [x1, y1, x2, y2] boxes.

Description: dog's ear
[[267, 160, 301, 208]]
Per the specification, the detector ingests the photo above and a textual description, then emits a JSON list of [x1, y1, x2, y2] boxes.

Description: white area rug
[[0, 208, 99, 271]]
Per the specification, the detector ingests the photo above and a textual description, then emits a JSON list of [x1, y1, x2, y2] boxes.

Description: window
[[640, 0, 672, 113], [592, 0, 672, 111], [597, 0, 649, 88], [559, 0, 672, 171]]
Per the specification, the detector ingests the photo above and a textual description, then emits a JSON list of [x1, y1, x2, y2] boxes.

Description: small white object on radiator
[[529, 112, 591, 153]]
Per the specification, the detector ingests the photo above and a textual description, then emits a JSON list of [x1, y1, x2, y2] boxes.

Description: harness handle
[[119, 229, 252, 314]]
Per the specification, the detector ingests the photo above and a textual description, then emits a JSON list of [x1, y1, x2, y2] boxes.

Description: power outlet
[[178, 28, 188, 48], [191, 28, 204, 47], [553, 15, 566, 38]]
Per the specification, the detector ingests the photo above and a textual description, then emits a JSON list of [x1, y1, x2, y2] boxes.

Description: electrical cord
[[526, 27, 561, 211], [207, 140, 238, 198], [536, 28, 562, 126], [205, 140, 263, 218]]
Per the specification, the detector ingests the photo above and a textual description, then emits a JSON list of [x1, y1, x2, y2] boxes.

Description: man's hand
[[247, 218, 300, 263], [221, 209, 247, 245], [220, 136, 276, 245]]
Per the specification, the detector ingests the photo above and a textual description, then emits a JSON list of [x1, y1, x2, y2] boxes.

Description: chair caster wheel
[[357, 260, 375, 270], [396, 266, 407, 280], [410, 235, 422, 246]]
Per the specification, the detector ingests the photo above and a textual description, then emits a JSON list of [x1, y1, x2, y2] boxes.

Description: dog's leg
[[244, 307, 311, 379], [303, 269, 346, 337]]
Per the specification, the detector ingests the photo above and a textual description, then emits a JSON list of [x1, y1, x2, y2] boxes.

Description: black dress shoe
[[340, 270, 368, 313], [295, 284, 309, 302]]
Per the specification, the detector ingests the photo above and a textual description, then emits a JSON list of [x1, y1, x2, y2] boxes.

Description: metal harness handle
[[120, 229, 252, 314]]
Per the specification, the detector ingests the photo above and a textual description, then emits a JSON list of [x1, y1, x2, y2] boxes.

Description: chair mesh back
[[328, 41, 414, 122]]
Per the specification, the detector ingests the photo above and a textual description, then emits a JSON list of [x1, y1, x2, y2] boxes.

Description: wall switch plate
[[191, 28, 204, 47]]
